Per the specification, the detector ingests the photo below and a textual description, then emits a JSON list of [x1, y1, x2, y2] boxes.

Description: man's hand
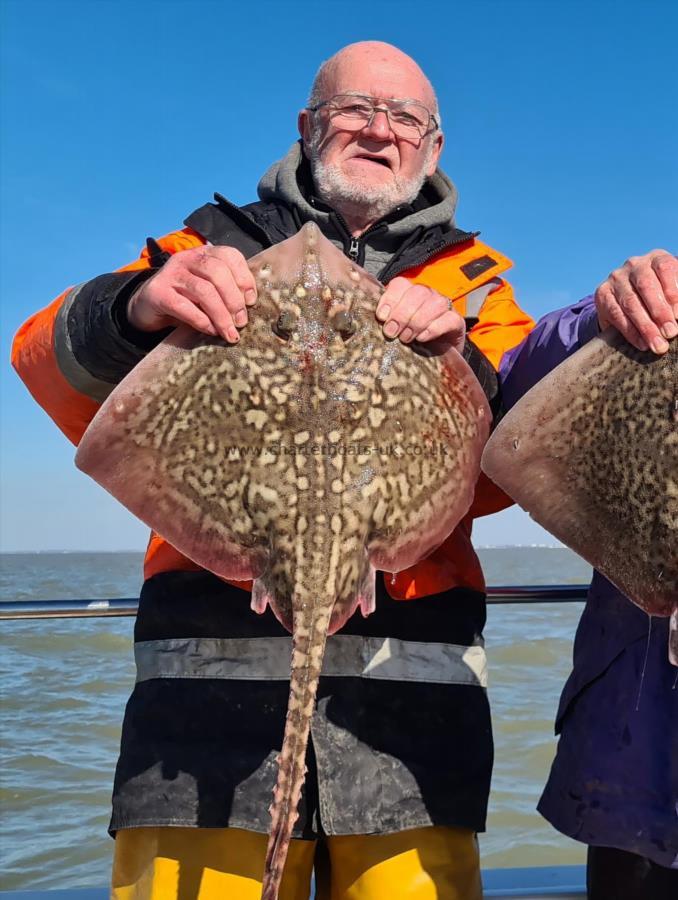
[[595, 250, 678, 354], [375, 277, 465, 353], [127, 245, 257, 343]]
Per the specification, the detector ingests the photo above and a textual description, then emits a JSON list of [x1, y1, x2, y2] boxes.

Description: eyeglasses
[[307, 93, 439, 140]]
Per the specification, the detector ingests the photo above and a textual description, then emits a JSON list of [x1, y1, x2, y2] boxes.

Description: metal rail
[[0, 586, 589, 620]]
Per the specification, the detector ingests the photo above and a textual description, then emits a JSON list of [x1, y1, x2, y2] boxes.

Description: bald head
[[309, 41, 439, 117], [300, 41, 444, 235]]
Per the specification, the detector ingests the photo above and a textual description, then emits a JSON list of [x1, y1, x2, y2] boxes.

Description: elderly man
[[12, 40, 676, 900]]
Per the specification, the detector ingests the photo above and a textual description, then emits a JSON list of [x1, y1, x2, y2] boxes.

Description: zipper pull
[[348, 238, 360, 261]]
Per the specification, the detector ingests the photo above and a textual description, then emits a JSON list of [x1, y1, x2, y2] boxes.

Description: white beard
[[308, 133, 434, 222]]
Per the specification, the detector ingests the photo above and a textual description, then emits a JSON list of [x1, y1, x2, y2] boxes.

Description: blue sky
[[1, 0, 676, 552]]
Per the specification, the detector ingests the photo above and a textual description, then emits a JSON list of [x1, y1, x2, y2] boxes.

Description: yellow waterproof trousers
[[111, 825, 482, 899]]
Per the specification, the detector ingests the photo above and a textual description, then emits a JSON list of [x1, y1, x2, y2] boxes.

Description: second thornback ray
[[75, 222, 491, 899], [482, 331, 677, 665]]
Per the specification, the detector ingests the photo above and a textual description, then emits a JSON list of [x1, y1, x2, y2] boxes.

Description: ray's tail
[[261, 600, 332, 900]]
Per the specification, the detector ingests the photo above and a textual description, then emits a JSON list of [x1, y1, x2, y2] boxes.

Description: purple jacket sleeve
[[499, 295, 600, 410]]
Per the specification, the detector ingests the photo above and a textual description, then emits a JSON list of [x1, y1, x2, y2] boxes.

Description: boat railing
[[0, 584, 588, 619]]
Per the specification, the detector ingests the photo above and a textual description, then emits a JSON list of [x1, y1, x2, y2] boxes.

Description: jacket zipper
[[330, 208, 390, 266]]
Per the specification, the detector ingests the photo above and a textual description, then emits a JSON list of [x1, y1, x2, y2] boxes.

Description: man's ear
[[298, 109, 312, 157], [426, 130, 444, 176]]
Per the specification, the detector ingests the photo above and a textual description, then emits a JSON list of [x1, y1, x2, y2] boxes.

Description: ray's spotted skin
[[482, 331, 678, 664], [75, 223, 490, 899]]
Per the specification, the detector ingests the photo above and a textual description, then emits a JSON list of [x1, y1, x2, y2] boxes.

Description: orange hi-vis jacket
[[12, 221, 534, 599]]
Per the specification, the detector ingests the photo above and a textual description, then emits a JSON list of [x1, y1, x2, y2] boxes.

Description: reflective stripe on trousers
[[134, 634, 488, 688]]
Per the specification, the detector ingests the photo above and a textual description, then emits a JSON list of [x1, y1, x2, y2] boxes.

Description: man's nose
[[362, 108, 393, 140]]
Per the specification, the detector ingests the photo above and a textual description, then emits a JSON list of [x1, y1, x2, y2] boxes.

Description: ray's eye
[[273, 311, 297, 340], [333, 310, 357, 339]]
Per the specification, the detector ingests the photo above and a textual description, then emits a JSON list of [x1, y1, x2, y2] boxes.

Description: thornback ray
[[75, 222, 491, 899], [482, 330, 677, 663]]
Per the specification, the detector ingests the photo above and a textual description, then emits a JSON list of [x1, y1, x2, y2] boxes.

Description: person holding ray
[[498, 248, 678, 900]]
